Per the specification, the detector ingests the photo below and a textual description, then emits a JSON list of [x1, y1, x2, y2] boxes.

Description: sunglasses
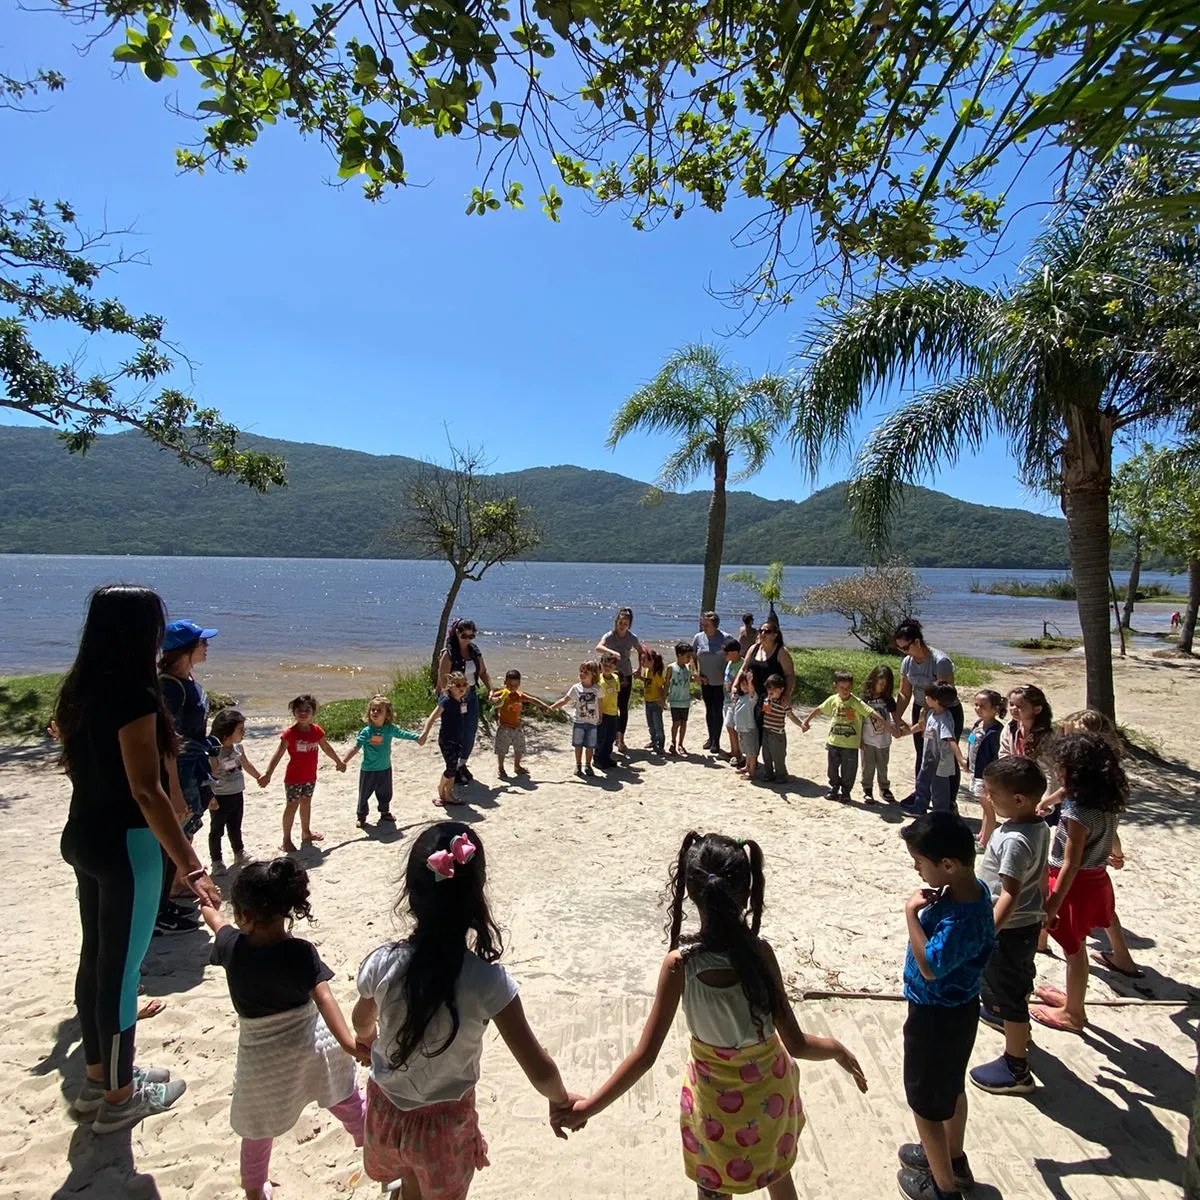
[[459, 630, 476, 638], [896, 640, 912, 651]]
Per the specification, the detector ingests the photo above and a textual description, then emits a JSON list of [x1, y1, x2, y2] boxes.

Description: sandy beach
[[0, 649, 1195, 1199]]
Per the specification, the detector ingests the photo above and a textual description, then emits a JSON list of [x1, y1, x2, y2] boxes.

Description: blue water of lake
[[0, 556, 1180, 707]]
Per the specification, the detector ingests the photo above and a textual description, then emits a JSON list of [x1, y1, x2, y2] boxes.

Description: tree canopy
[[57, 0, 1200, 300]]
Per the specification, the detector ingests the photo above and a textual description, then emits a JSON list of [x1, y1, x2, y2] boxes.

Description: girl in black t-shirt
[[202, 859, 367, 1200]]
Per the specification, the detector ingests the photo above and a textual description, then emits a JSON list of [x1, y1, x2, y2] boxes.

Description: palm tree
[[788, 151, 1200, 719], [607, 344, 790, 613]]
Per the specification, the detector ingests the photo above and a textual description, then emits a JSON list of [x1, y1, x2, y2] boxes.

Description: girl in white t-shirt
[[352, 822, 578, 1197]]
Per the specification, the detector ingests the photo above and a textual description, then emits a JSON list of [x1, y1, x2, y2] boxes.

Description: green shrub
[[786, 649, 991, 706], [0, 673, 63, 740]]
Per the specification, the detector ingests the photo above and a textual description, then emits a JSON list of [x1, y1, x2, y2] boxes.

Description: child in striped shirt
[[760, 673, 802, 783]]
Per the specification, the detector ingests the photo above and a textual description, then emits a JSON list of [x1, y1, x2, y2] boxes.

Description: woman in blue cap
[[156, 618, 218, 932]]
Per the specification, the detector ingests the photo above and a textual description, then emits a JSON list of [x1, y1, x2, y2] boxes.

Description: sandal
[[1034, 983, 1067, 1007], [1030, 1004, 1085, 1033], [1090, 950, 1145, 979], [301, 830, 325, 843], [513, 766, 530, 776], [137, 997, 166, 1021]]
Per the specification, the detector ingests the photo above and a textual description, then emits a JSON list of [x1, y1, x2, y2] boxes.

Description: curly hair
[[1052, 732, 1128, 813], [231, 858, 314, 923]]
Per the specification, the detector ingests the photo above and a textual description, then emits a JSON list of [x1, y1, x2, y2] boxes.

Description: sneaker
[[881, 789, 897, 803], [458, 765, 474, 783], [584, 765, 595, 777], [969, 1054, 1036, 1095], [574, 767, 584, 778], [897, 1144, 975, 1190], [72, 1066, 173, 1116], [232, 851, 250, 866], [898, 801, 925, 818], [863, 789, 877, 804], [825, 789, 841, 802], [211, 859, 227, 876], [379, 812, 396, 822], [838, 790, 852, 803], [897, 1165, 964, 1199], [153, 908, 200, 936], [978, 1002, 1005, 1032], [498, 767, 509, 779], [92, 1077, 187, 1133]]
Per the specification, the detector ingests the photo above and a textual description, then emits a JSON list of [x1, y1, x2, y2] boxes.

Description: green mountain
[[0, 425, 1094, 568]]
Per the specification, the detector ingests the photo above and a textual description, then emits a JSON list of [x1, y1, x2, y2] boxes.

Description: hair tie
[[427, 833, 477, 881]]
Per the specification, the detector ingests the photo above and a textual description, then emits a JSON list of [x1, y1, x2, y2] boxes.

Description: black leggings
[[617, 677, 632, 736], [701, 683, 725, 747], [208, 792, 245, 860], [61, 820, 163, 1089]]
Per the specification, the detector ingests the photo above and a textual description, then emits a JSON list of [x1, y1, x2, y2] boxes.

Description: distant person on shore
[[595, 607, 639, 753], [737, 612, 758, 656], [419, 673, 473, 805], [638, 648, 668, 755], [206, 707, 265, 874], [57, 584, 220, 1134], [967, 690, 1006, 849], [666, 642, 696, 756], [894, 619, 963, 802], [200, 859, 368, 1200], [555, 831, 868, 1191], [487, 670, 553, 779], [549, 661, 603, 777], [342, 695, 419, 828], [692, 611, 731, 754], [437, 619, 492, 785], [1170, 610, 1182, 631], [260, 695, 346, 848]]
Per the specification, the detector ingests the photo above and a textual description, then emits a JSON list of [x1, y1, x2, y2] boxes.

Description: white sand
[[0, 650, 1196, 1198]]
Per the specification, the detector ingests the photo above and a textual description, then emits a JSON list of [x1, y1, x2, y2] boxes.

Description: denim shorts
[[571, 723, 598, 749]]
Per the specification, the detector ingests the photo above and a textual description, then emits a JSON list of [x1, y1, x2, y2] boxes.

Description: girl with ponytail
[[351, 822, 580, 1197], [557, 832, 868, 1197], [201, 858, 368, 1200]]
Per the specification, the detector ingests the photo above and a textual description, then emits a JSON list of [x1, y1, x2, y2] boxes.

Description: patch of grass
[[316, 669, 437, 740], [0, 672, 62, 740], [1117, 723, 1164, 759], [787, 649, 992, 706], [1007, 636, 1082, 651], [971, 576, 1077, 599]]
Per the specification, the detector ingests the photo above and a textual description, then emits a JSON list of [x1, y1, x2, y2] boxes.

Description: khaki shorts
[[495, 724, 526, 758]]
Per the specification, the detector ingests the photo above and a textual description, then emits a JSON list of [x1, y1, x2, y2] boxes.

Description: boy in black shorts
[[971, 755, 1051, 1095], [897, 813, 996, 1200]]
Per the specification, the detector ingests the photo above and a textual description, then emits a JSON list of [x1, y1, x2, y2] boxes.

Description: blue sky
[[4, 7, 1065, 512]]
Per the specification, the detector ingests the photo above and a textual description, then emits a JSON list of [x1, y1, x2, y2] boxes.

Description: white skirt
[[230, 1000, 357, 1139]]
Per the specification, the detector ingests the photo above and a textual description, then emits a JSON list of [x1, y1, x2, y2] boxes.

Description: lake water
[[0, 556, 1180, 707]]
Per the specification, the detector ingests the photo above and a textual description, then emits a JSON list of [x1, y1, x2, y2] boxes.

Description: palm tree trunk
[[701, 449, 728, 614], [1180, 557, 1200, 655], [1121, 536, 1142, 628], [1062, 407, 1116, 719]]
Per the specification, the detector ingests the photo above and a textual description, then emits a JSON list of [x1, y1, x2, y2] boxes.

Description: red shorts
[[363, 1080, 488, 1200], [1047, 865, 1115, 955]]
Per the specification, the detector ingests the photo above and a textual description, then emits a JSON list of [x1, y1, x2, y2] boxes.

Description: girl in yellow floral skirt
[[557, 832, 869, 1197]]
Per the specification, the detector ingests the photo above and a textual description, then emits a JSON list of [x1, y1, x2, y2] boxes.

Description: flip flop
[[1030, 1005, 1085, 1034], [1090, 950, 1146, 979], [137, 997, 166, 1020], [1034, 983, 1067, 1007]]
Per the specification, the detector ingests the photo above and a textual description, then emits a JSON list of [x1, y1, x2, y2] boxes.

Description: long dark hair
[[862, 663, 895, 702], [665, 831, 780, 1040], [1053, 732, 1128, 813], [56, 584, 177, 776], [444, 618, 481, 673], [1009, 684, 1053, 761], [389, 822, 502, 1068]]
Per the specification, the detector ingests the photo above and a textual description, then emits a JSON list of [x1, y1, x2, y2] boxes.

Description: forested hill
[[0, 426, 1088, 568]]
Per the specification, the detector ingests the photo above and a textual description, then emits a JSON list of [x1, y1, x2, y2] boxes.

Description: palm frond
[[849, 378, 998, 552], [657, 428, 713, 491], [789, 280, 998, 478]]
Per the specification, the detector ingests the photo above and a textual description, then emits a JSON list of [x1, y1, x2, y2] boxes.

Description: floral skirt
[[680, 1035, 805, 1195]]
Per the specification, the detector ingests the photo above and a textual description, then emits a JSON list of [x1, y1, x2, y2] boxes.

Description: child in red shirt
[[261, 694, 346, 851]]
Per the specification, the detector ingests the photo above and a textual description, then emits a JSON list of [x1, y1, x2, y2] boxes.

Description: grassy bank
[[1007, 636, 1082, 652], [0, 673, 62, 740], [787, 648, 991, 704], [972, 576, 1184, 602]]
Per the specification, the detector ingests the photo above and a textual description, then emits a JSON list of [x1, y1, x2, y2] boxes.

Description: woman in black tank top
[[737, 621, 795, 725]]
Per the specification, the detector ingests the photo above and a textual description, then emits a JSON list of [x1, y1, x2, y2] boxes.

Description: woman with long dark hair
[[57, 585, 221, 1133], [435, 619, 492, 783], [595, 606, 640, 753]]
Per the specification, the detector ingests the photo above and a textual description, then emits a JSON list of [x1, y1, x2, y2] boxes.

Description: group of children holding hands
[[194, 688, 1130, 1200]]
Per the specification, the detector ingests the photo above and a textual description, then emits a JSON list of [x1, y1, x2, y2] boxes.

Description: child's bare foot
[[1030, 1004, 1086, 1033], [281, 840, 298, 852], [301, 830, 324, 843], [498, 766, 509, 779], [514, 764, 530, 776]]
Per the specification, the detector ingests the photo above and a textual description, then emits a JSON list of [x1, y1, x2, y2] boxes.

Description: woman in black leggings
[[56, 585, 221, 1134], [595, 606, 640, 752]]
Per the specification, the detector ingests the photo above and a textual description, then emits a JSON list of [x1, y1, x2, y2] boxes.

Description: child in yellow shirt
[[595, 654, 622, 770], [640, 648, 668, 754]]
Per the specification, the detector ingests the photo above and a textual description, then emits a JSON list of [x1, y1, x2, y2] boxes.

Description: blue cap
[[163, 619, 219, 651]]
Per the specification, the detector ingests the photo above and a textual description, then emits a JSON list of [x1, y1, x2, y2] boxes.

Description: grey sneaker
[[897, 1143, 974, 1190], [92, 1078, 187, 1133], [211, 859, 227, 876], [72, 1066, 173, 1116]]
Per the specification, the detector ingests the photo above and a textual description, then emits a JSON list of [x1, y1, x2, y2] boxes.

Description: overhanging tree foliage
[[403, 442, 541, 682], [57, 0, 1200, 300], [1, 70, 285, 490], [788, 149, 1200, 719]]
